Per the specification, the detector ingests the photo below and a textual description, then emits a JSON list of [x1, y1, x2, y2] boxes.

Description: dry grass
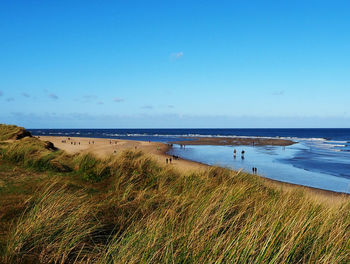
[[0, 124, 32, 141], [0, 125, 349, 263], [1, 137, 72, 172]]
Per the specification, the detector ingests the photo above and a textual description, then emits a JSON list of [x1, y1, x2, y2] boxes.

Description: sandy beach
[[39, 136, 207, 173], [38, 135, 348, 202]]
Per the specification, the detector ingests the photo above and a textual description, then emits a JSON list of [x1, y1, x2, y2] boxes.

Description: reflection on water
[[168, 143, 350, 194]]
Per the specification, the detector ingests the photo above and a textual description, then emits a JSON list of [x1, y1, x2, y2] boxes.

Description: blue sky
[[0, 0, 349, 128]]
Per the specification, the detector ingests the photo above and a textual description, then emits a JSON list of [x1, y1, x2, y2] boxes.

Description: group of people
[[61, 138, 81, 145], [171, 154, 180, 160], [233, 148, 259, 174], [233, 149, 245, 159], [165, 154, 180, 164]]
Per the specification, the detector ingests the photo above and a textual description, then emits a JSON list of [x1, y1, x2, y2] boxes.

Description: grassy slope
[[0, 124, 349, 263], [0, 124, 32, 141]]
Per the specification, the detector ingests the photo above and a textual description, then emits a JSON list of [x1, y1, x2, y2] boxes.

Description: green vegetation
[[0, 124, 32, 141], [1, 136, 72, 172], [0, 124, 349, 263]]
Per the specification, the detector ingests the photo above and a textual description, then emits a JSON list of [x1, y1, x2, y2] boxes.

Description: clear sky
[[1, 0, 349, 128]]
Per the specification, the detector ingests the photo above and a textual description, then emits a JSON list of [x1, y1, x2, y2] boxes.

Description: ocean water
[[30, 128, 350, 193]]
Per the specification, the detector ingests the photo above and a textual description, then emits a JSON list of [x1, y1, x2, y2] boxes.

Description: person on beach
[[166, 158, 168, 164], [233, 149, 237, 158], [169, 158, 172, 164]]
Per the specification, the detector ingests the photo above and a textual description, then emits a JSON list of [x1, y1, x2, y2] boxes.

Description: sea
[[29, 128, 350, 194]]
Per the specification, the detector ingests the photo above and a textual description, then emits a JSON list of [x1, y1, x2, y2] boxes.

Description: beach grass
[[0, 124, 32, 141], [0, 124, 349, 263]]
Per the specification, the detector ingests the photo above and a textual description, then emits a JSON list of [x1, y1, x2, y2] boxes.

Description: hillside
[[0, 124, 32, 141], [0, 124, 349, 263]]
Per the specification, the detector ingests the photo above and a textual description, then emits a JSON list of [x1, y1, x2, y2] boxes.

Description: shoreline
[[38, 135, 348, 199]]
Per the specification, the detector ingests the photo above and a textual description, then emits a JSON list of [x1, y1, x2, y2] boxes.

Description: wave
[[99, 133, 328, 141], [33, 130, 330, 142], [30, 130, 349, 151]]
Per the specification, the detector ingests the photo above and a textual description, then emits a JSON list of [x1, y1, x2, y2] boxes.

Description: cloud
[[49, 93, 58, 100], [167, 105, 174, 108], [97, 101, 104, 105], [170, 51, 184, 60], [141, 105, 153, 110], [0, 91, 3, 97], [6, 97, 14, 102], [272, 90, 285, 96], [22, 92, 30, 98], [113, 97, 124, 103]]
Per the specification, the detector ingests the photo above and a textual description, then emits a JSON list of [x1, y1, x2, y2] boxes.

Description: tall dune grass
[[4, 182, 103, 263], [0, 124, 30, 141], [0, 137, 72, 172], [0, 125, 349, 263]]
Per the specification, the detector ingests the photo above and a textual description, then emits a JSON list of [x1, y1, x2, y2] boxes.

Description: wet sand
[[172, 137, 295, 146], [39, 136, 348, 202]]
